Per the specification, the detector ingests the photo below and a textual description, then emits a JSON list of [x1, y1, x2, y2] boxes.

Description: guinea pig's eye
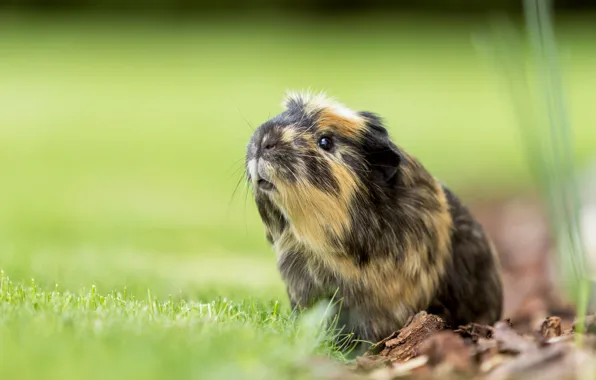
[[317, 136, 333, 151]]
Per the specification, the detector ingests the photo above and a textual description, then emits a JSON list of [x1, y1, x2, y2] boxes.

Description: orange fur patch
[[317, 109, 366, 139]]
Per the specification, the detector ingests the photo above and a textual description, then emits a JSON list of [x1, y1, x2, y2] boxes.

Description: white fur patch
[[282, 90, 361, 122], [247, 158, 258, 186]]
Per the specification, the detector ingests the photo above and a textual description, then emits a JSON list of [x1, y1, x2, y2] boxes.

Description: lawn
[[0, 11, 595, 379]]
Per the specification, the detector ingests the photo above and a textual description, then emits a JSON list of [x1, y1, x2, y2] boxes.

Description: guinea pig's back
[[427, 185, 503, 328]]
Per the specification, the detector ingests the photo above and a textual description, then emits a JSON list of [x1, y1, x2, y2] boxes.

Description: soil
[[319, 195, 596, 380]]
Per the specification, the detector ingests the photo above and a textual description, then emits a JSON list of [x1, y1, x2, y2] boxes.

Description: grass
[[516, 0, 590, 343], [0, 10, 595, 379], [0, 272, 346, 380]]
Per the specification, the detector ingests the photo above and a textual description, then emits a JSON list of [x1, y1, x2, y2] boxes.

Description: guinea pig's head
[[245, 91, 403, 246]]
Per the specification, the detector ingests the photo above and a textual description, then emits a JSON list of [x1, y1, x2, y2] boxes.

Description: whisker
[[227, 157, 247, 175], [229, 164, 248, 179], [227, 171, 248, 209], [237, 107, 255, 132], [244, 180, 251, 234]]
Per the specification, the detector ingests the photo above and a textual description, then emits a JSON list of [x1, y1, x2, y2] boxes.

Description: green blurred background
[[1, 1, 595, 379], [1, 0, 595, 299]]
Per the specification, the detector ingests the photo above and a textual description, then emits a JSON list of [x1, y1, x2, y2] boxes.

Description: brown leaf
[[485, 343, 572, 380], [367, 356, 430, 380], [537, 316, 562, 340], [378, 312, 446, 362], [454, 323, 494, 343], [418, 331, 473, 375], [354, 355, 392, 374], [493, 321, 537, 355]]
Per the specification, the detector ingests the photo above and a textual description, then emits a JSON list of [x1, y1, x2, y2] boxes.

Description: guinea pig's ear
[[359, 111, 401, 183]]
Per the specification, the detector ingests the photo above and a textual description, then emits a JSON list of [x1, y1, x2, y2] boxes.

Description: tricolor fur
[[246, 91, 503, 349]]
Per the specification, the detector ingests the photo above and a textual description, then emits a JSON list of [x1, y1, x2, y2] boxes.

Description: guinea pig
[[245, 91, 503, 351]]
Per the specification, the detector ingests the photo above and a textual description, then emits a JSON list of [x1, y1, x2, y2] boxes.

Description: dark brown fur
[[245, 92, 503, 352]]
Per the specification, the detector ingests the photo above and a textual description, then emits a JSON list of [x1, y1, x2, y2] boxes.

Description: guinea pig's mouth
[[257, 179, 275, 192]]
